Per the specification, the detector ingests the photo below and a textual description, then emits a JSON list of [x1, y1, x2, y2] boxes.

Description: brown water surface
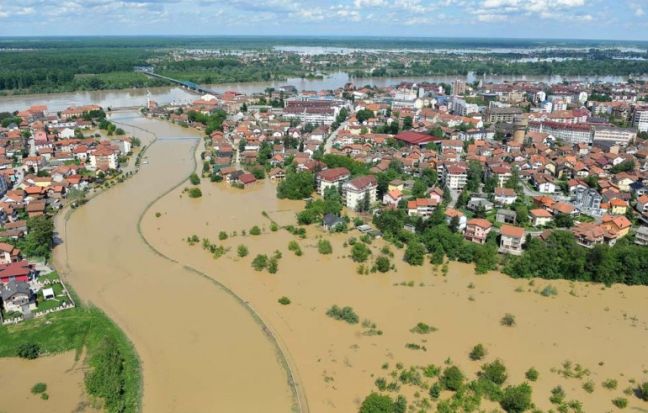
[[53, 112, 296, 413], [142, 165, 648, 412], [0, 351, 98, 413]]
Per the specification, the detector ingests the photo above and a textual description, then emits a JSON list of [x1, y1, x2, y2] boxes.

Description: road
[[323, 120, 348, 154]]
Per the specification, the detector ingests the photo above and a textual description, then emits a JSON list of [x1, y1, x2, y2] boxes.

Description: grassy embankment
[[0, 305, 141, 413]]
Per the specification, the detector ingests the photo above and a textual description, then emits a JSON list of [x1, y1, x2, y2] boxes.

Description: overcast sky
[[0, 0, 647, 40]]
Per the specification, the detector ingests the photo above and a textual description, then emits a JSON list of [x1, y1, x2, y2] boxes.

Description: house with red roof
[[382, 189, 402, 208], [0, 260, 34, 284], [0, 243, 21, 265], [407, 198, 437, 218], [316, 167, 350, 196], [529, 208, 553, 227], [465, 218, 492, 244], [237, 173, 257, 186], [499, 225, 525, 255], [343, 176, 377, 210]]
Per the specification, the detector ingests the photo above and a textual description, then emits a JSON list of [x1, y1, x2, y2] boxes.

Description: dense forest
[[0, 37, 647, 94], [0, 48, 165, 93]]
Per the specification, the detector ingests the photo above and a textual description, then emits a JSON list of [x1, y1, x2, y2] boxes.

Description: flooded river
[[52, 111, 296, 413], [42, 110, 648, 412], [1, 71, 643, 113]]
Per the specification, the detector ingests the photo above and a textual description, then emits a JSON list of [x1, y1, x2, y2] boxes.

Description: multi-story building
[[486, 107, 523, 123], [407, 198, 438, 219], [635, 226, 648, 246], [592, 126, 637, 147], [573, 187, 602, 211], [442, 164, 468, 190], [464, 218, 492, 244], [282, 98, 346, 125], [499, 224, 525, 255], [450, 98, 478, 116], [343, 176, 377, 210], [529, 121, 592, 145], [452, 80, 466, 96], [632, 105, 648, 132], [316, 167, 350, 196], [89, 145, 118, 170]]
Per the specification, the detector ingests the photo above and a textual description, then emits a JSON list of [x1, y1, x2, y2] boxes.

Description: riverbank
[[52, 111, 297, 412], [2, 70, 644, 113], [141, 156, 648, 412], [0, 307, 141, 412]]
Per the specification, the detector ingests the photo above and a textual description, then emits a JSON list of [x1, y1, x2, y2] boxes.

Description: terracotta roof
[[347, 175, 377, 191], [395, 131, 438, 145], [445, 208, 464, 218], [467, 218, 492, 229], [530, 208, 552, 218], [318, 167, 350, 181], [495, 187, 516, 197], [500, 224, 525, 238]]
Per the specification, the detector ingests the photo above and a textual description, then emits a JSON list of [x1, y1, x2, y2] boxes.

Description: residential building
[[445, 208, 467, 231], [317, 167, 350, 196], [529, 208, 553, 226], [609, 198, 628, 215], [601, 214, 632, 238], [89, 145, 118, 170], [486, 107, 523, 123], [407, 198, 438, 219], [465, 218, 492, 244], [532, 174, 556, 193], [443, 164, 468, 190], [452, 79, 466, 96], [499, 225, 525, 255], [572, 222, 609, 248], [494, 187, 517, 205], [573, 187, 602, 211], [0, 280, 34, 314], [633, 105, 648, 132], [496, 209, 517, 224], [0, 243, 21, 265], [592, 126, 637, 147], [636, 194, 648, 214], [382, 189, 402, 208], [343, 176, 378, 210], [635, 226, 648, 246]]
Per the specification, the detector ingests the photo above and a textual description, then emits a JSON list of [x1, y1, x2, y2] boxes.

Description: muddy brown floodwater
[[0, 351, 100, 413], [141, 137, 648, 412], [53, 111, 297, 413]]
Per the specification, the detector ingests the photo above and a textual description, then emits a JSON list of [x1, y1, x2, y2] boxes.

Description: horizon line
[[0, 34, 647, 43]]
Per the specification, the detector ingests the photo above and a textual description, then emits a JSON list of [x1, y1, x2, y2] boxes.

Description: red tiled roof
[[318, 167, 350, 181], [467, 218, 492, 229], [500, 224, 525, 238], [395, 131, 438, 145]]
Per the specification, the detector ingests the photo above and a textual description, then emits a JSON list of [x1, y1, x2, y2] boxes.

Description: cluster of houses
[[0, 103, 140, 321], [147, 77, 648, 255]]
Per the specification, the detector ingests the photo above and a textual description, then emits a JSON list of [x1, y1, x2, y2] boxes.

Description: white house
[[343, 175, 377, 210]]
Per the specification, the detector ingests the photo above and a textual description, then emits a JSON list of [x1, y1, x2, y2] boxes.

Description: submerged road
[[53, 112, 297, 413]]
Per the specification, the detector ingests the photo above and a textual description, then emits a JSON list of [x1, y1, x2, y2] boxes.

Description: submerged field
[[142, 173, 648, 412], [0, 307, 141, 413]]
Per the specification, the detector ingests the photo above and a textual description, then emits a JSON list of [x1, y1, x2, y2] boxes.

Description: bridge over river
[[137, 69, 217, 95]]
